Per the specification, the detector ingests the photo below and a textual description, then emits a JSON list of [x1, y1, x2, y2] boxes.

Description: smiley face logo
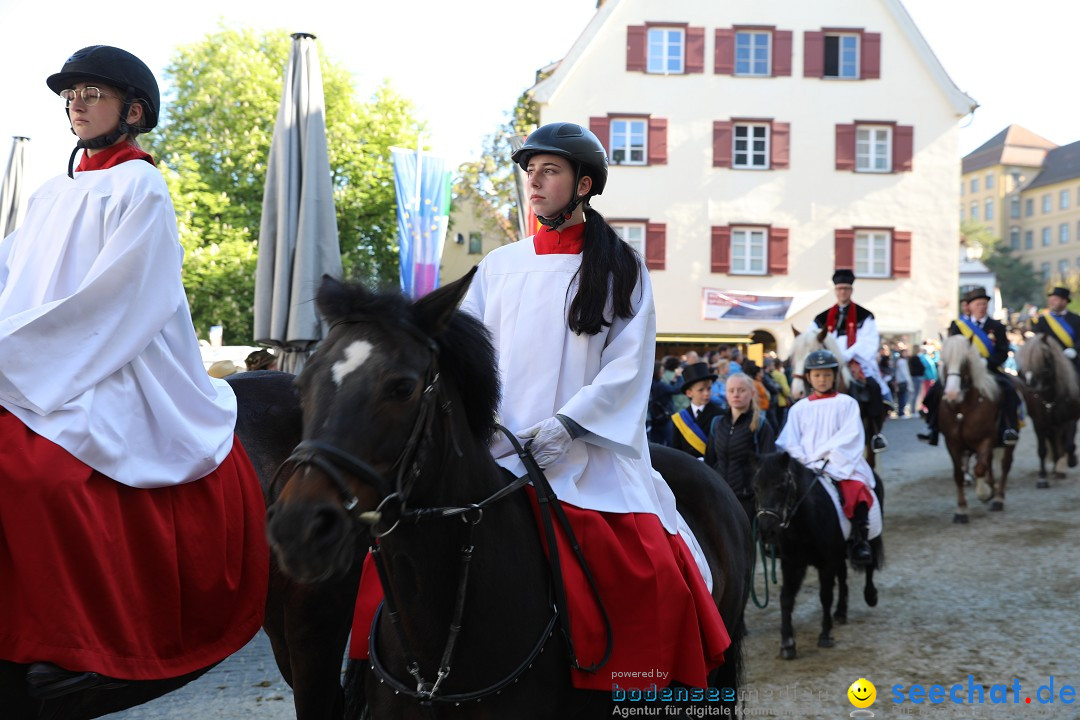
[[848, 678, 876, 708]]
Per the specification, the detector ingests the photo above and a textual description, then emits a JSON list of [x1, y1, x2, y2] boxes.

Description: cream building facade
[[440, 192, 515, 286], [530, 0, 975, 355]]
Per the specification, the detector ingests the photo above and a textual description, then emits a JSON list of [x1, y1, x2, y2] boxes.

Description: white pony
[[788, 326, 853, 400]]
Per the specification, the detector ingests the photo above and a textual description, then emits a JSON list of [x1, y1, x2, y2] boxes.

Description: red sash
[[826, 303, 859, 347], [75, 142, 155, 172]]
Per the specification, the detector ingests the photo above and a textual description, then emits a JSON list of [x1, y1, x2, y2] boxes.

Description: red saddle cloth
[[0, 407, 269, 680], [349, 485, 730, 691]]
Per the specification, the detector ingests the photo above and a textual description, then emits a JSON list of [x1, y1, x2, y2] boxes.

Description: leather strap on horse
[[494, 424, 614, 674]]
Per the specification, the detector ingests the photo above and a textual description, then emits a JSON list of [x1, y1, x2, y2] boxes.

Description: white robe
[[776, 394, 882, 540], [0, 160, 237, 488], [460, 236, 715, 587], [809, 310, 891, 399]]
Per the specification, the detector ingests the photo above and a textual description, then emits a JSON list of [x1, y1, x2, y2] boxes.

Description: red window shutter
[[713, 121, 733, 168], [803, 31, 824, 78], [768, 227, 789, 275], [686, 27, 705, 73], [835, 229, 855, 269], [646, 222, 666, 270], [648, 117, 668, 165], [771, 122, 790, 169], [835, 124, 856, 171], [772, 30, 793, 76], [861, 32, 881, 79], [894, 124, 914, 172], [627, 26, 646, 72], [892, 230, 912, 277], [714, 29, 735, 74], [589, 117, 611, 155], [711, 226, 731, 273]]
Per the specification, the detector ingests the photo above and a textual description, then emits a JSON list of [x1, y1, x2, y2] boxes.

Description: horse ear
[[316, 274, 370, 324], [414, 267, 477, 337], [778, 450, 789, 469], [816, 326, 828, 344], [792, 324, 801, 338]]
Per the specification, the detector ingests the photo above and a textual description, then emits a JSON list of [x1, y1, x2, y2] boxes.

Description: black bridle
[[754, 461, 824, 531]]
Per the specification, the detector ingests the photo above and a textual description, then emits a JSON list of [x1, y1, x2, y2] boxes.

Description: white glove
[[518, 417, 573, 469], [1066, 348, 1078, 360]]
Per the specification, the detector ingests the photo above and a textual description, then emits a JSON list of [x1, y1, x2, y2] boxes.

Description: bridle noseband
[[755, 462, 822, 531]]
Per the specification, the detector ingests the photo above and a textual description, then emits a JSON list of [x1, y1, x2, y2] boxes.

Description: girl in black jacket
[[705, 373, 777, 522]]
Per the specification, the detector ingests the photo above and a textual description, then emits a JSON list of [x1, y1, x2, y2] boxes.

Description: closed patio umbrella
[[0, 136, 29, 238], [254, 33, 341, 375]]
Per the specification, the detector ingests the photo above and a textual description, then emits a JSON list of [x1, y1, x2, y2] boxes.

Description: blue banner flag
[[391, 147, 452, 298]]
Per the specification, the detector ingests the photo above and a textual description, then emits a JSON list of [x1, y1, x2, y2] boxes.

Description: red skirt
[[350, 485, 730, 691], [0, 407, 268, 680], [836, 479, 875, 519]]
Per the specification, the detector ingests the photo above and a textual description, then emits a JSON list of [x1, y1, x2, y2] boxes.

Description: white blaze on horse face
[[332, 340, 375, 387], [944, 373, 962, 402]]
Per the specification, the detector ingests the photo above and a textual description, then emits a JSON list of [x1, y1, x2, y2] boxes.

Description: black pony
[[752, 451, 884, 660], [263, 271, 751, 718]]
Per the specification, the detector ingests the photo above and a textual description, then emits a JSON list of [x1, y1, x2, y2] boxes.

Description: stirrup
[[1002, 429, 1019, 447], [26, 662, 126, 700], [871, 433, 888, 453]]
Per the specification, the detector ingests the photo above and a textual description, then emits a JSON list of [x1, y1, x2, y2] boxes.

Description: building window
[[1025, 198, 1034, 217], [970, 202, 978, 220], [823, 34, 859, 78], [613, 223, 646, 256], [1041, 262, 1051, 282], [730, 227, 768, 274], [1042, 227, 1052, 246], [1043, 194, 1052, 213], [735, 31, 771, 76], [647, 27, 684, 74], [1010, 196, 1021, 219], [1061, 223, 1071, 244], [854, 230, 890, 278], [467, 232, 482, 255], [856, 125, 891, 172], [985, 172, 994, 190], [960, 181, 964, 196], [609, 119, 647, 165], [1011, 171, 1021, 189], [970, 177, 978, 193], [1024, 230, 1034, 249], [733, 123, 770, 169], [1062, 189, 1071, 210], [984, 198, 994, 221], [1009, 227, 1020, 249], [1059, 259, 1069, 280]]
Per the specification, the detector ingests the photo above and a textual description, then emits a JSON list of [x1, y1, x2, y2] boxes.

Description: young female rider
[[776, 350, 881, 566], [458, 122, 730, 690], [0, 46, 267, 712]]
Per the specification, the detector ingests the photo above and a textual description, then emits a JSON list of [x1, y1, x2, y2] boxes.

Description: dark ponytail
[[567, 206, 643, 335]]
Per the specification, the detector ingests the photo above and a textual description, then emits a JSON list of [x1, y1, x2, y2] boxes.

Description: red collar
[[809, 392, 838, 401], [533, 222, 585, 255], [76, 143, 155, 172]]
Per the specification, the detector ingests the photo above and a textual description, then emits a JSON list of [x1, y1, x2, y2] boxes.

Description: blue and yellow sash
[[671, 408, 707, 455], [1043, 312, 1076, 348], [957, 317, 993, 359]]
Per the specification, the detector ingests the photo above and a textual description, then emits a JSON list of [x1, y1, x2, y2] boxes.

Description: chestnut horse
[[1016, 334, 1080, 485], [938, 334, 1014, 522], [264, 271, 751, 718]]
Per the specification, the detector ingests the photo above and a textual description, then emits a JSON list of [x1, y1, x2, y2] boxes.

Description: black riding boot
[[918, 382, 941, 445], [849, 502, 873, 568], [997, 375, 1019, 446]]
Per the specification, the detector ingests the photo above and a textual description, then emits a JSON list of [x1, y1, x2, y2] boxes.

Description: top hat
[[679, 362, 718, 393], [832, 268, 856, 286], [1049, 286, 1072, 302], [964, 287, 991, 303]]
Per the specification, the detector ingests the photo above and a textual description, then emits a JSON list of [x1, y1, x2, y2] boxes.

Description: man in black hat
[[1031, 287, 1080, 370], [922, 286, 1019, 446], [809, 268, 889, 452], [670, 362, 722, 458]]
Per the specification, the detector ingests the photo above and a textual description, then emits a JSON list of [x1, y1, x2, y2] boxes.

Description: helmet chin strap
[[66, 97, 136, 178], [535, 164, 587, 231]]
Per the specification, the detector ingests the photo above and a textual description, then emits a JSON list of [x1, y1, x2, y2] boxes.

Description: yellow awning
[[657, 333, 753, 344]]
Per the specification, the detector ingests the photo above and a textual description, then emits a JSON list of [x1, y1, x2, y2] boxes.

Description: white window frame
[[1040, 262, 1051, 282], [1042, 226, 1052, 246], [1010, 195, 1021, 219], [854, 230, 891, 278], [970, 177, 978, 193], [856, 125, 892, 173], [612, 223, 646, 256], [729, 226, 768, 275], [1009, 227, 1020, 249], [969, 201, 978, 220], [647, 27, 685, 74], [1024, 230, 1034, 249], [985, 172, 994, 189], [984, 198, 993, 221], [1061, 189, 1071, 210], [734, 31, 771, 76], [732, 123, 771, 169], [1061, 223, 1070, 244], [1059, 259, 1069, 279], [824, 33, 860, 79], [1043, 194, 1052, 213], [609, 119, 648, 166]]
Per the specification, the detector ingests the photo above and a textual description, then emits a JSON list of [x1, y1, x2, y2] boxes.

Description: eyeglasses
[[60, 87, 119, 108]]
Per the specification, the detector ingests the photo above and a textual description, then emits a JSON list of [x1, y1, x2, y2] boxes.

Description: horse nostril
[[309, 506, 344, 543]]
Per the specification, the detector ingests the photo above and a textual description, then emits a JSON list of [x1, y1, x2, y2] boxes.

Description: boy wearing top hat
[[1032, 287, 1080, 370], [671, 362, 722, 458]]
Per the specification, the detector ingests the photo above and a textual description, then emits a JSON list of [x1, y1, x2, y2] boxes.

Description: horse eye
[[389, 378, 417, 401]]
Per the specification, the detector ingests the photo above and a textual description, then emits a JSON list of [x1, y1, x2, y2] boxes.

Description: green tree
[[960, 220, 1040, 311], [144, 26, 422, 344]]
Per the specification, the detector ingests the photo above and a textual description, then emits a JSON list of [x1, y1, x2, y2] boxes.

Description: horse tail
[[710, 614, 745, 706]]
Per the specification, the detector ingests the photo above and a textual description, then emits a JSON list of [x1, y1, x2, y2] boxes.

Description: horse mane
[[788, 327, 852, 390], [1018, 333, 1080, 399], [318, 284, 500, 441], [940, 334, 998, 401]]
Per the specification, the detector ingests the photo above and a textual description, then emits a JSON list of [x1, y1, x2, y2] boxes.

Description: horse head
[[751, 451, 798, 545], [939, 334, 998, 406], [1018, 333, 1079, 401], [265, 269, 499, 583]]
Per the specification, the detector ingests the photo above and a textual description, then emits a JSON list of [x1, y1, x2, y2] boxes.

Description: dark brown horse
[[938, 335, 1015, 522], [1016, 334, 1080, 485], [0, 371, 356, 720], [264, 271, 751, 718]]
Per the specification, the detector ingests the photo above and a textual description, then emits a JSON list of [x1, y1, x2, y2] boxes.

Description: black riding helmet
[[511, 122, 608, 230], [805, 350, 840, 371], [47, 45, 160, 177]]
